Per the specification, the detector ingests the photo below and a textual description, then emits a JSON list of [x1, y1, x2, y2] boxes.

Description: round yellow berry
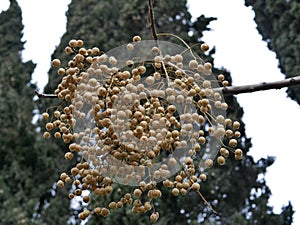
[[172, 188, 179, 196], [204, 159, 213, 168], [101, 208, 110, 217], [133, 188, 142, 197], [150, 212, 159, 222], [57, 180, 64, 188], [217, 156, 226, 165], [52, 59, 61, 68], [43, 131, 51, 139], [200, 43, 209, 52], [68, 39, 77, 48], [199, 173, 207, 181], [42, 112, 49, 120], [64, 152, 73, 161], [233, 121, 240, 129], [133, 35, 141, 43], [191, 182, 200, 190]]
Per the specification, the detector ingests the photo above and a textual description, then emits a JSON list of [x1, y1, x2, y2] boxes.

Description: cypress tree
[[0, 1, 71, 224], [245, 0, 300, 105], [0, 0, 39, 223]]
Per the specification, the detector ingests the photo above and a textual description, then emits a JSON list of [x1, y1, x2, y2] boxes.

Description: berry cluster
[[42, 35, 243, 222]]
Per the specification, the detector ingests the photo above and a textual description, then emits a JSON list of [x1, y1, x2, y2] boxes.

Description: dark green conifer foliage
[[41, 0, 293, 224], [245, 0, 300, 105], [0, 0, 37, 223], [0, 1, 71, 224]]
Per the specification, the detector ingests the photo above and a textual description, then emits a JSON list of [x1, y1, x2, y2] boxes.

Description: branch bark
[[35, 91, 58, 98], [148, 0, 158, 41], [215, 76, 300, 96], [35, 76, 300, 99]]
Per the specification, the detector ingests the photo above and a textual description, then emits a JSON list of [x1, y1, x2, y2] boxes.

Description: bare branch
[[216, 76, 300, 96], [35, 90, 58, 98], [148, 0, 158, 41], [35, 76, 300, 99]]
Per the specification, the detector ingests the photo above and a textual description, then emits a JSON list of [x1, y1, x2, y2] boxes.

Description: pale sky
[[1, 0, 300, 224]]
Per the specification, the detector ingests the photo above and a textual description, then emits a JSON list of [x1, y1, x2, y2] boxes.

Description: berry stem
[[195, 189, 218, 215], [157, 33, 201, 61]]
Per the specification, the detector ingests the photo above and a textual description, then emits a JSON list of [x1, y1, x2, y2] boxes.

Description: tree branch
[[216, 76, 300, 96], [148, 0, 158, 41], [35, 76, 300, 99], [35, 91, 58, 98]]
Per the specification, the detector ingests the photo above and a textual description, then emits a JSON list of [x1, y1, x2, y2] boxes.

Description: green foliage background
[[245, 0, 300, 104]]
